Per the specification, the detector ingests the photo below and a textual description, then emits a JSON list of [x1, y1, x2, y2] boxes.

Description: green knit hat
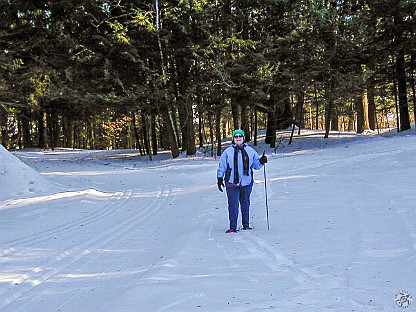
[[232, 129, 245, 140]]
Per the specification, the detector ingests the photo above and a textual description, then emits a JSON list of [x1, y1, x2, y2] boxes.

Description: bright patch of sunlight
[[0, 189, 113, 210]]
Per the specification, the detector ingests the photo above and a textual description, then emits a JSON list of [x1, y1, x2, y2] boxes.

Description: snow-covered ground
[[1, 129, 415, 311]]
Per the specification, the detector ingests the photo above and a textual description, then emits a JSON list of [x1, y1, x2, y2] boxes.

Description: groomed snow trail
[[1, 133, 415, 311]]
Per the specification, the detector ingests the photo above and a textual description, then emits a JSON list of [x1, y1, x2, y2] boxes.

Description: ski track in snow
[[222, 231, 352, 311], [0, 190, 126, 256], [0, 185, 176, 311]]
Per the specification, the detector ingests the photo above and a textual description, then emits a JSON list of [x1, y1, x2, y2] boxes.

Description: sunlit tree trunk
[[411, 53, 416, 125]]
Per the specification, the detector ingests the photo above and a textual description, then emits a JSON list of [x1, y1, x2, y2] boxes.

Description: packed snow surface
[[1, 129, 415, 311]]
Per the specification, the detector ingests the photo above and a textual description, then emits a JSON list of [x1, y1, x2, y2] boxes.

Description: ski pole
[[263, 151, 270, 230]]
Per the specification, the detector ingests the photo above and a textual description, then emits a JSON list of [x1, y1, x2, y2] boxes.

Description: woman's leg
[[240, 183, 253, 228], [226, 186, 240, 229]]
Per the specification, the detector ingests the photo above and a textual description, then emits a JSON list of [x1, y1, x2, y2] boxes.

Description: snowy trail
[[263, 136, 416, 311], [1, 186, 176, 311], [1, 132, 416, 311]]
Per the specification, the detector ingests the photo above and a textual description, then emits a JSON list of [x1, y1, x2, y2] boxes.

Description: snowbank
[[0, 145, 56, 201]]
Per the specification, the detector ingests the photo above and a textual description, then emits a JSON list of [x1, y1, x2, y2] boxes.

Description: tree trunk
[[141, 114, 152, 160], [356, 93, 365, 134], [276, 94, 293, 130], [231, 96, 239, 130], [215, 107, 222, 157], [178, 103, 188, 152], [62, 116, 67, 148], [240, 93, 250, 142], [47, 109, 55, 151], [348, 117, 355, 131], [158, 117, 166, 149], [265, 111, 276, 147], [1, 106, 8, 147], [314, 86, 319, 130], [178, 101, 196, 156], [161, 108, 180, 158], [151, 113, 158, 155], [186, 112, 196, 155], [298, 96, 305, 135], [48, 107, 60, 150], [155, 0, 180, 157], [393, 78, 400, 132], [396, 50, 411, 131], [266, 82, 292, 145], [20, 109, 32, 148], [241, 103, 250, 142], [324, 99, 333, 138], [37, 110, 46, 149], [197, 108, 204, 148], [253, 107, 258, 146], [296, 90, 304, 133], [65, 117, 73, 148], [345, 102, 355, 131], [289, 90, 304, 144], [411, 53, 416, 126], [367, 85, 376, 130], [330, 107, 338, 131], [87, 118, 94, 149], [132, 113, 144, 156], [362, 91, 370, 131], [171, 107, 181, 149], [324, 81, 334, 138], [207, 111, 214, 157]]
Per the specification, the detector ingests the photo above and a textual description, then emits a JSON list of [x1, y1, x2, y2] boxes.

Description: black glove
[[260, 155, 267, 164], [217, 178, 225, 192]]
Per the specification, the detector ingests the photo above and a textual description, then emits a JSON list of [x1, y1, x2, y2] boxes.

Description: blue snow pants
[[226, 183, 253, 229]]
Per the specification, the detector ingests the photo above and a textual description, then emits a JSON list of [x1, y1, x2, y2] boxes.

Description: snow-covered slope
[[0, 145, 57, 201]]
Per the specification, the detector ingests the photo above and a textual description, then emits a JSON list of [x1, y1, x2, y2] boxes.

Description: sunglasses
[[234, 135, 243, 138]]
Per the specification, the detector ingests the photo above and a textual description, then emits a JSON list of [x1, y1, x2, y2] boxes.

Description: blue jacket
[[217, 143, 263, 186]]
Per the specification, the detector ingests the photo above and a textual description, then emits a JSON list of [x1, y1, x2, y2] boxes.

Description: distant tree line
[[1, 0, 415, 157]]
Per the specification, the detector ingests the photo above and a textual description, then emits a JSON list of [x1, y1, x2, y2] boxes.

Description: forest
[[0, 0, 415, 158]]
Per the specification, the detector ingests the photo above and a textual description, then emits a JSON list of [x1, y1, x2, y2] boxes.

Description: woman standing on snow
[[217, 129, 267, 233]]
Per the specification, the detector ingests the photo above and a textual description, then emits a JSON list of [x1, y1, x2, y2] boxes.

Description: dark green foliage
[[1, 0, 415, 154]]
